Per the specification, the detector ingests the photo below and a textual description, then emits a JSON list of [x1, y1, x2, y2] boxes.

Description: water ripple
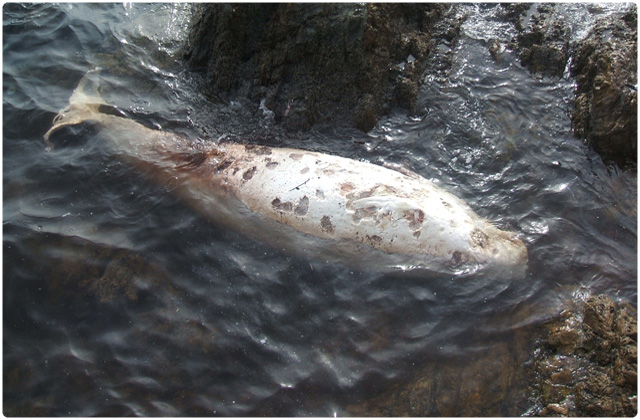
[[3, 3, 636, 417]]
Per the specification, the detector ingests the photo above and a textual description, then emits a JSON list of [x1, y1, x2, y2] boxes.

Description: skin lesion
[[244, 144, 272, 155], [402, 209, 425, 230], [271, 198, 293, 213], [294, 196, 309, 216], [320, 215, 335, 234], [470, 228, 490, 249], [242, 166, 257, 181], [449, 250, 467, 268], [215, 159, 234, 172], [271, 196, 310, 216], [340, 183, 355, 193]]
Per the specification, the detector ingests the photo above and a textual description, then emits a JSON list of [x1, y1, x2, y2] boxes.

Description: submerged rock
[[571, 6, 637, 169], [183, 4, 450, 132], [18, 228, 175, 307], [531, 294, 637, 416], [345, 306, 541, 416]]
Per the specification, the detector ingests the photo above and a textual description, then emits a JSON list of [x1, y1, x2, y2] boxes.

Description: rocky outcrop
[[571, 7, 637, 169], [502, 4, 637, 170], [531, 295, 637, 416], [504, 4, 570, 78], [184, 4, 450, 132]]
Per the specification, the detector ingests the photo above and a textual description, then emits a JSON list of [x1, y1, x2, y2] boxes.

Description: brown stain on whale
[[244, 144, 272, 155], [215, 159, 234, 172], [271, 198, 293, 213], [242, 166, 257, 181], [450, 250, 466, 268], [294, 196, 309, 216], [271, 196, 310, 216], [471, 228, 490, 249], [340, 182, 355, 193], [403, 209, 425, 230], [321, 215, 334, 234]]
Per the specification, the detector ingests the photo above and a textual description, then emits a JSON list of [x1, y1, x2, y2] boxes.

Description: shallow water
[[3, 3, 636, 416]]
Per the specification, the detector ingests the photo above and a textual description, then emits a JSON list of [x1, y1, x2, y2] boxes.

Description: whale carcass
[[44, 71, 528, 279]]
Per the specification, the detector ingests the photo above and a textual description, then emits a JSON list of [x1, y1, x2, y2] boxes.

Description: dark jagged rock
[[184, 4, 450, 132], [502, 3, 637, 169], [531, 294, 637, 417], [571, 6, 637, 170], [503, 3, 570, 78]]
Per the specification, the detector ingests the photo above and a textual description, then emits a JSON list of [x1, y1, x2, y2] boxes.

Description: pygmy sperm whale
[[44, 70, 528, 279]]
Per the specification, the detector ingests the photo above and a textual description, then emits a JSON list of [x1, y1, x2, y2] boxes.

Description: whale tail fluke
[[44, 68, 107, 149]]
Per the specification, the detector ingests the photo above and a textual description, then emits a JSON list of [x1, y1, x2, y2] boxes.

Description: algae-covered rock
[[184, 4, 449, 132], [504, 4, 570, 78], [571, 6, 637, 169], [532, 294, 637, 416], [22, 230, 173, 306], [502, 3, 637, 169]]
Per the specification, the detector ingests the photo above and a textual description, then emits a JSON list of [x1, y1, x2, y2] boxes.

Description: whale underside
[[44, 70, 528, 279]]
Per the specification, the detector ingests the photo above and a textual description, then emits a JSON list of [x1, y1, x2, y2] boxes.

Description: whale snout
[[486, 230, 528, 278]]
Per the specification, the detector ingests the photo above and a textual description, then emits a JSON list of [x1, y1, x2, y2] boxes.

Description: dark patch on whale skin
[[242, 166, 257, 181], [340, 182, 355, 193], [403, 209, 425, 230], [449, 250, 466, 268], [321, 215, 334, 234], [215, 159, 234, 172], [271, 196, 309, 216], [471, 228, 490, 249], [352, 206, 378, 224], [294, 196, 309, 216], [174, 151, 210, 169], [272, 198, 293, 213], [264, 157, 280, 169], [367, 234, 383, 245], [244, 144, 272, 155]]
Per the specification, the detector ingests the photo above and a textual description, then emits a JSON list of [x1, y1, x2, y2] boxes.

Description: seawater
[[3, 3, 636, 416]]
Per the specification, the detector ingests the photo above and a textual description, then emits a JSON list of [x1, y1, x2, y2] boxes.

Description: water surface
[[3, 3, 636, 416]]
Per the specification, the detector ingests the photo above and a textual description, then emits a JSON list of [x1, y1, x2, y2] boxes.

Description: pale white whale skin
[[44, 71, 528, 279]]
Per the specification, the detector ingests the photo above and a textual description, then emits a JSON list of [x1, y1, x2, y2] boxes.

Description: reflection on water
[[3, 3, 636, 416]]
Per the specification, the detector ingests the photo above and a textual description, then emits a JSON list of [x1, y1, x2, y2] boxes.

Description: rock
[[22, 229, 174, 306], [503, 4, 570, 78], [502, 3, 637, 169], [183, 4, 450, 132], [531, 294, 637, 416], [345, 306, 541, 416], [571, 6, 637, 169]]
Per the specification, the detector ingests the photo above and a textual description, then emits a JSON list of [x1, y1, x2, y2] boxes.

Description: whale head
[[470, 226, 528, 279]]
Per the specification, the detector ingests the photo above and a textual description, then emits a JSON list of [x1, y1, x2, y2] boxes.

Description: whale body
[[45, 71, 528, 279]]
